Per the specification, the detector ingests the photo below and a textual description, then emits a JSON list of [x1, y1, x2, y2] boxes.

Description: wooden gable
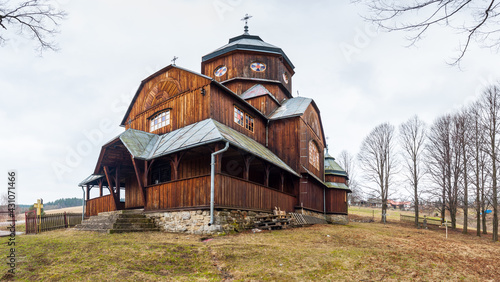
[[121, 66, 213, 134]]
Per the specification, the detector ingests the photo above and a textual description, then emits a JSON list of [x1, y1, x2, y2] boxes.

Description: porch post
[[264, 164, 271, 187], [98, 179, 103, 197], [280, 172, 285, 192], [103, 166, 118, 210], [86, 184, 90, 201], [131, 156, 147, 208], [115, 166, 120, 202], [243, 155, 252, 181]]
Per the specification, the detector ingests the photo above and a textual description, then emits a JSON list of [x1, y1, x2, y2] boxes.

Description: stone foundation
[[145, 209, 273, 235]]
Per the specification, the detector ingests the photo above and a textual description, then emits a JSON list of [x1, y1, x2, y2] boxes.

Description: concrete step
[[76, 209, 158, 233]]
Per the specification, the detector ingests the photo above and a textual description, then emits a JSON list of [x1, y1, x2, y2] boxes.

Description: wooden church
[[79, 19, 350, 230]]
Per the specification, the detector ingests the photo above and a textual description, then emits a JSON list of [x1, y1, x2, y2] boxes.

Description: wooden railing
[[145, 174, 297, 212], [400, 214, 442, 226], [85, 195, 116, 217], [216, 174, 296, 212]]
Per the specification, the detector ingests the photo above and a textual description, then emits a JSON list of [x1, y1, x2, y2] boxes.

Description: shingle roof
[[117, 119, 300, 177], [202, 33, 294, 69], [269, 97, 312, 120]]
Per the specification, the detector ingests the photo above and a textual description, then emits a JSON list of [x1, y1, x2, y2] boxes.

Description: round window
[[250, 62, 266, 72], [214, 65, 227, 77]]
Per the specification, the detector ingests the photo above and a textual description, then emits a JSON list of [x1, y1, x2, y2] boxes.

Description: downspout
[[209, 142, 230, 226], [81, 186, 85, 221], [266, 120, 269, 147]]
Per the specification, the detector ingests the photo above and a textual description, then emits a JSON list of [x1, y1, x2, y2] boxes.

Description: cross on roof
[[241, 13, 252, 34], [171, 56, 178, 65]]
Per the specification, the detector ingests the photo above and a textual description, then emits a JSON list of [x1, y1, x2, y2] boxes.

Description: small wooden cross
[[34, 199, 43, 216], [171, 56, 178, 65], [241, 13, 252, 33]]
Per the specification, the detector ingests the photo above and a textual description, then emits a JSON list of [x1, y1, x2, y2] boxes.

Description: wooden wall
[[85, 195, 116, 217], [267, 117, 301, 172], [325, 189, 348, 214], [201, 51, 293, 95], [124, 68, 212, 134], [210, 87, 267, 144], [144, 174, 296, 212], [325, 175, 347, 184], [223, 80, 290, 102], [179, 153, 211, 179], [299, 113, 325, 180], [216, 174, 296, 212], [298, 176, 325, 212], [125, 175, 144, 209], [244, 95, 280, 117]]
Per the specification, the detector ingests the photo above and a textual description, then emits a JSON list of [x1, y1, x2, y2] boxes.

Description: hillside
[[2, 221, 498, 280]]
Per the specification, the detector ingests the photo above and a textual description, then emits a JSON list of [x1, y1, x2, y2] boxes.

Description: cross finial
[[241, 13, 252, 34], [171, 56, 178, 65]]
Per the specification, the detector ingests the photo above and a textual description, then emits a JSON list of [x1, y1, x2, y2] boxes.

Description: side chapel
[[79, 19, 351, 232]]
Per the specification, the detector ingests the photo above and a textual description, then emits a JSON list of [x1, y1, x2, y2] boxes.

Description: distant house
[[367, 198, 382, 208], [387, 200, 412, 210], [78, 26, 351, 233]]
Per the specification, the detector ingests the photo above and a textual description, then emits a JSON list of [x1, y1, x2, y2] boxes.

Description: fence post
[[64, 212, 68, 228]]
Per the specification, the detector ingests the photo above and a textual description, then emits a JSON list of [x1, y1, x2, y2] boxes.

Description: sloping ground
[[1, 222, 498, 281]]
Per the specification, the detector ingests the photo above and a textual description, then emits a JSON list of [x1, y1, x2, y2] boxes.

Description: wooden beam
[[103, 166, 117, 210], [170, 152, 186, 181], [115, 166, 120, 201], [131, 156, 147, 207], [243, 155, 252, 180], [86, 184, 90, 201], [264, 164, 271, 187], [98, 179, 103, 197], [280, 171, 285, 192]]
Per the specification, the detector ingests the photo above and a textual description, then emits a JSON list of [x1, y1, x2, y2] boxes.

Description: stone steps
[[75, 209, 159, 234]]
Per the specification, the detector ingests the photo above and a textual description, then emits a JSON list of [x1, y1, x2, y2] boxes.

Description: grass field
[[1, 220, 499, 281]]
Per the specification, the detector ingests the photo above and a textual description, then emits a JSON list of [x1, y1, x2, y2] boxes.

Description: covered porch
[[79, 119, 300, 217]]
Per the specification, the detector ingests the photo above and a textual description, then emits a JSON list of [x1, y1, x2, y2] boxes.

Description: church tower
[[201, 14, 295, 116]]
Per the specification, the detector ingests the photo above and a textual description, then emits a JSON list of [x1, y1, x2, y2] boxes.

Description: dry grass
[[0, 221, 498, 281]]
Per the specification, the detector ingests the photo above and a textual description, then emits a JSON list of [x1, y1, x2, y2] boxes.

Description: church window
[[245, 113, 254, 132], [234, 106, 244, 126], [150, 110, 170, 132], [309, 140, 320, 170], [250, 62, 266, 72], [214, 65, 227, 77]]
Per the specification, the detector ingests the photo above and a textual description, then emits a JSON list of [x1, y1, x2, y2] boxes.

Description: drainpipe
[[81, 186, 85, 221], [209, 142, 230, 226]]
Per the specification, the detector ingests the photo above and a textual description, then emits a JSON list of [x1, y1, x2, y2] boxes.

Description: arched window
[[150, 110, 170, 132], [309, 140, 320, 170]]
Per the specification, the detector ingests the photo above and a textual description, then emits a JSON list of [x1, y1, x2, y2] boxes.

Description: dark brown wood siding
[[244, 95, 280, 117], [300, 110, 325, 180], [325, 189, 348, 214], [125, 175, 144, 209], [201, 51, 293, 95], [267, 117, 301, 172], [85, 195, 116, 217], [124, 68, 212, 133], [325, 175, 347, 184], [210, 87, 266, 144], [298, 176, 325, 212], [144, 174, 296, 212]]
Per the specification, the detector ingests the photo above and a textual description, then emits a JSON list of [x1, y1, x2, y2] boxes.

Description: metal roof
[[240, 84, 280, 104], [324, 152, 348, 177], [114, 119, 300, 177], [202, 33, 295, 69], [78, 174, 104, 186], [269, 97, 312, 120], [325, 182, 351, 192]]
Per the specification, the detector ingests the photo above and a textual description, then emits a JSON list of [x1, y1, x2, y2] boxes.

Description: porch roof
[[325, 182, 351, 192], [78, 174, 104, 186], [118, 119, 300, 177]]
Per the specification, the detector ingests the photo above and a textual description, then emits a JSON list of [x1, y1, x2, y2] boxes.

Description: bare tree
[[456, 109, 471, 234], [358, 123, 397, 222], [337, 150, 362, 204], [468, 102, 489, 236], [355, 0, 500, 64], [399, 115, 426, 228], [479, 84, 500, 242], [0, 0, 66, 52]]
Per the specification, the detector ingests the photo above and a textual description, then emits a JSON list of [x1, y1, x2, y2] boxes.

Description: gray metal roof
[[240, 84, 280, 104], [324, 152, 348, 177], [269, 97, 312, 120], [325, 182, 351, 192], [78, 174, 104, 186], [115, 119, 300, 177], [202, 34, 294, 69]]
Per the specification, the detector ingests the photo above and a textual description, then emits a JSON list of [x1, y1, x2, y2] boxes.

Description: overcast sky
[[2, 1, 500, 204]]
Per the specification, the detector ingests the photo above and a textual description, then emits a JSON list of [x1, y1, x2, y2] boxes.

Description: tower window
[[150, 110, 170, 132], [245, 114, 254, 132]]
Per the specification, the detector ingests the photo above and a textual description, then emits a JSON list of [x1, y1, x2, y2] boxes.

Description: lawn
[[1, 220, 499, 281]]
